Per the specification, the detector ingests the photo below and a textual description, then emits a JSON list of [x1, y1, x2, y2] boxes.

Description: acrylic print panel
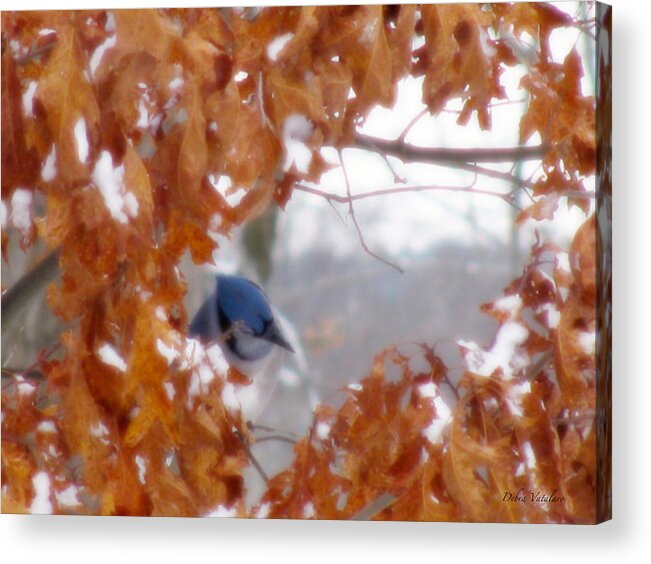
[[1, 1, 611, 523]]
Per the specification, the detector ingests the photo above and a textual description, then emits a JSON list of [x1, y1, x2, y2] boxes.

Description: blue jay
[[188, 274, 294, 420]]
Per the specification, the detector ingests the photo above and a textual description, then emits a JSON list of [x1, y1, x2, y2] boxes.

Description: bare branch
[[235, 429, 269, 483], [356, 135, 406, 183], [338, 151, 404, 274], [349, 492, 398, 520], [353, 133, 550, 164], [295, 182, 516, 207], [16, 39, 57, 65], [398, 108, 430, 143], [454, 161, 536, 189], [254, 434, 297, 445]]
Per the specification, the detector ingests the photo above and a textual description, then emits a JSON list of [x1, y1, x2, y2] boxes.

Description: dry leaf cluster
[[2, 4, 603, 522]]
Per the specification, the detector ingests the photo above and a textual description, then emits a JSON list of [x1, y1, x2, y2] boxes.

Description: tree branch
[[295, 182, 516, 207], [353, 133, 550, 165], [349, 492, 398, 520], [338, 150, 404, 274]]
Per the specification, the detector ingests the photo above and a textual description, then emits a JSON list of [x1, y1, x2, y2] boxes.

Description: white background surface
[[1, 0, 648, 561]]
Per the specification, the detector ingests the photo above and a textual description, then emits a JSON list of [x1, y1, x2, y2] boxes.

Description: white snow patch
[[22, 81, 37, 117], [90, 421, 110, 437], [199, 365, 214, 386], [184, 340, 233, 405], [417, 382, 438, 399], [267, 33, 294, 61], [540, 303, 560, 329], [9, 39, 27, 58], [478, 27, 497, 58], [136, 96, 151, 129], [156, 339, 180, 365], [18, 382, 36, 395], [10, 188, 32, 235], [234, 71, 249, 82], [180, 338, 206, 370], [92, 151, 139, 223], [422, 395, 452, 445], [73, 117, 90, 163], [135, 455, 147, 484], [188, 373, 201, 402], [458, 321, 529, 380], [556, 252, 571, 273], [169, 77, 184, 90], [55, 485, 81, 507], [485, 397, 499, 411], [42, 145, 57, 181], [15, 375, 36, 396], [316, 421, 331, 441], [578, 331, 595, 355], [302, 501, 315, 518], [97, 342, 127, 372], [163, 381, 176, 401], [123, 188, 139, 217], [29, 471, 53, 514], [37, 421, 57, 434], [283, 114, 313, 174], [184, 340, 235, 408], [348, 383, 362, 392], [506, 380, 531, 417], [221, 382, 240, 415], [494, 295, 522, 317], [204, 504, 237, 518], [209, 175, 247, 207], [521, 440, 537, 469], [89, 33, 117, 77], [207, 343, 230, 376]]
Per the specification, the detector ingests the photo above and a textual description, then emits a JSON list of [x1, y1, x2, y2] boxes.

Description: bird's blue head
[[189, 274, 294, 362]]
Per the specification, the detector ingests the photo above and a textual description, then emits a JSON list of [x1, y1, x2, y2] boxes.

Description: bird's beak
[[266, 327, 295, 353]]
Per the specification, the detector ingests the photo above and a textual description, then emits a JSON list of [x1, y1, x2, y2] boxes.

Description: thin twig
[[442, 372, 461, 402], [235, 429, 269, 482], [352, 133, 546, 190], [453, 161, 536, 190], [441, 99, 528, 114], [522, 350, 554, 381], [355, 135, 406, 183], [295, 182, 516, 206], [249, 422, 299, 441], [254, 434, 297, 445], [349, 493, 398, 520], [1, 368, 47, 389], [398, 108, 430, 143], [353, 133, 550, 164], [16, 40, 57, 65], [338, 150, 404, 274]]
